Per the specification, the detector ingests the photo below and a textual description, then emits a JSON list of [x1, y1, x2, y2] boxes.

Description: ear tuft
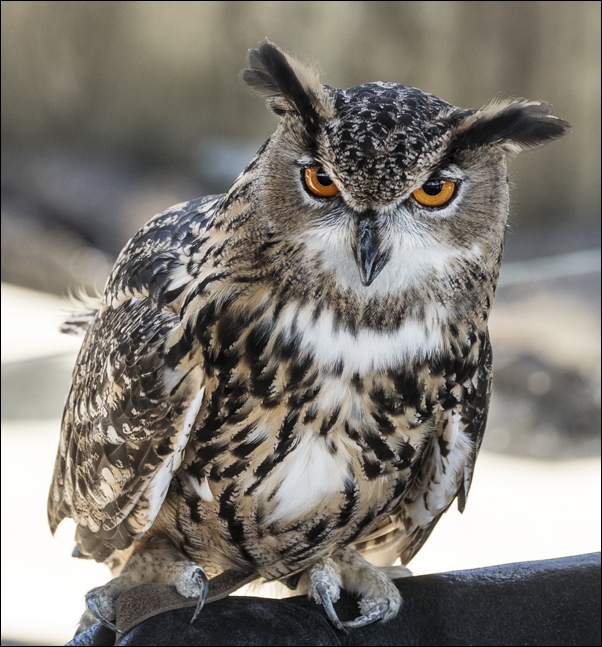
[[242, 41, 334, 129], [450, 98, 570, 154]]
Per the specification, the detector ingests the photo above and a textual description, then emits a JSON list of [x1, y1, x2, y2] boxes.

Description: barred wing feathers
[[47, 197, 218, 561]]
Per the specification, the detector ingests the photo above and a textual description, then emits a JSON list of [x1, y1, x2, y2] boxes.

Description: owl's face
[[242, 43, 568, 298]]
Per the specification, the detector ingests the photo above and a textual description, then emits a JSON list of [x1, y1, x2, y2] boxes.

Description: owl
[[48, 41, 568, 632]]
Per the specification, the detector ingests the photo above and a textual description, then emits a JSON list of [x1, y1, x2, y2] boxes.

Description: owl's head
[[241, 42, 568, 293]]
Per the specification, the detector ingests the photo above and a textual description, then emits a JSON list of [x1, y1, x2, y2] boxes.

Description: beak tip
[[359, 272, 376, 287], [358, 253, 390, 287]]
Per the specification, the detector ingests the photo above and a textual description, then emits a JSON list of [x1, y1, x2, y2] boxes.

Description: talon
[[342, 601, 389, 629], [285, 572, 302, 590], [85, 589, 119, 633], [190, 568, 209, 624], [316, 581, 346, 632]]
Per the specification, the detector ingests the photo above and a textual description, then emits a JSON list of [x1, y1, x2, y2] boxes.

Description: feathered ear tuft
[[242, 41, 334, 131], [450, 98, 570, 155]]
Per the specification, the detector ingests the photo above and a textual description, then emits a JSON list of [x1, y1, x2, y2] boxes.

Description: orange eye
[[304, 167, 339, 198], [412, 179, 456, 207]]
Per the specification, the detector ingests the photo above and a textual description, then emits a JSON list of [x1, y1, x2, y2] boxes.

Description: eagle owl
[[48, 42, 568, 632]]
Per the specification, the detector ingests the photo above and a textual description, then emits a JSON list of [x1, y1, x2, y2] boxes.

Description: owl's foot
[[178, 563, 209, 623], [309, 558, 344, 630], [82, 586, 119, 633], [77, 538, 208, 633], [308, 547, 404, 630]]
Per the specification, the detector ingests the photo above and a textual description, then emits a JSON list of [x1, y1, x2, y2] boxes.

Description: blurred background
[[1, 2, 600, 644]]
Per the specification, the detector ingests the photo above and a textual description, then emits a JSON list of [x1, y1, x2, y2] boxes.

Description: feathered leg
[[305, 547, 410, 630], [78, 535, 208, 633]]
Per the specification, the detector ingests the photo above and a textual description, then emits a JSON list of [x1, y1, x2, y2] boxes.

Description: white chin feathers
[[302, 214, 467, 297]]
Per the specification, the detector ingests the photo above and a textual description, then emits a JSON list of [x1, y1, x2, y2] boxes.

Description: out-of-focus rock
[[485, 285, 601, 459], [1, 206, 112, 296], [1, 150, 202, 295]]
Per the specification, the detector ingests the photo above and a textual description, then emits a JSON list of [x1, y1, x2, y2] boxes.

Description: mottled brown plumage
[[48, 42, 568, 631]]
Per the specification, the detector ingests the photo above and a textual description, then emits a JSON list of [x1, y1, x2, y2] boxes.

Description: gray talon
[[342, 601, 389, 629], [85, 590, 119, 633], [316, 581, 346, 632], [190, 568, 209, 624], [285, 572, 302, 590]]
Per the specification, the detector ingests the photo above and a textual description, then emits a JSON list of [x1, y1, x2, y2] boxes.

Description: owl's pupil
[[422, 180, 444, 196], [316, 169, 333, 186]]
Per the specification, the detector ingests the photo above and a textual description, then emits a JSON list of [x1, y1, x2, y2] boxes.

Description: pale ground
[[1, 283, 600, 645]]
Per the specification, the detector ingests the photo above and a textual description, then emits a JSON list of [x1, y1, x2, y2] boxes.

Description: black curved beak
[[353, 210, 391, 286]]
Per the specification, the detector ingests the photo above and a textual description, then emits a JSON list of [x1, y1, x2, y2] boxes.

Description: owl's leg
[[308, 558, 345, 630], [307, 547, 406, 630], [79, 535, 208, 633]]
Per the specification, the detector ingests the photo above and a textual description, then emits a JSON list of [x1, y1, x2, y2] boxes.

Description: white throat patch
[[278, 301, 447, 374]]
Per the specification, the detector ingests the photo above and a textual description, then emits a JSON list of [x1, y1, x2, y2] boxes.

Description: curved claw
[[315, 581, 346, 632], [285, 571, 302, 590], [85, 590, 119, 633], [189, 568, 209, 624], [342, 601, 389, 629]]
